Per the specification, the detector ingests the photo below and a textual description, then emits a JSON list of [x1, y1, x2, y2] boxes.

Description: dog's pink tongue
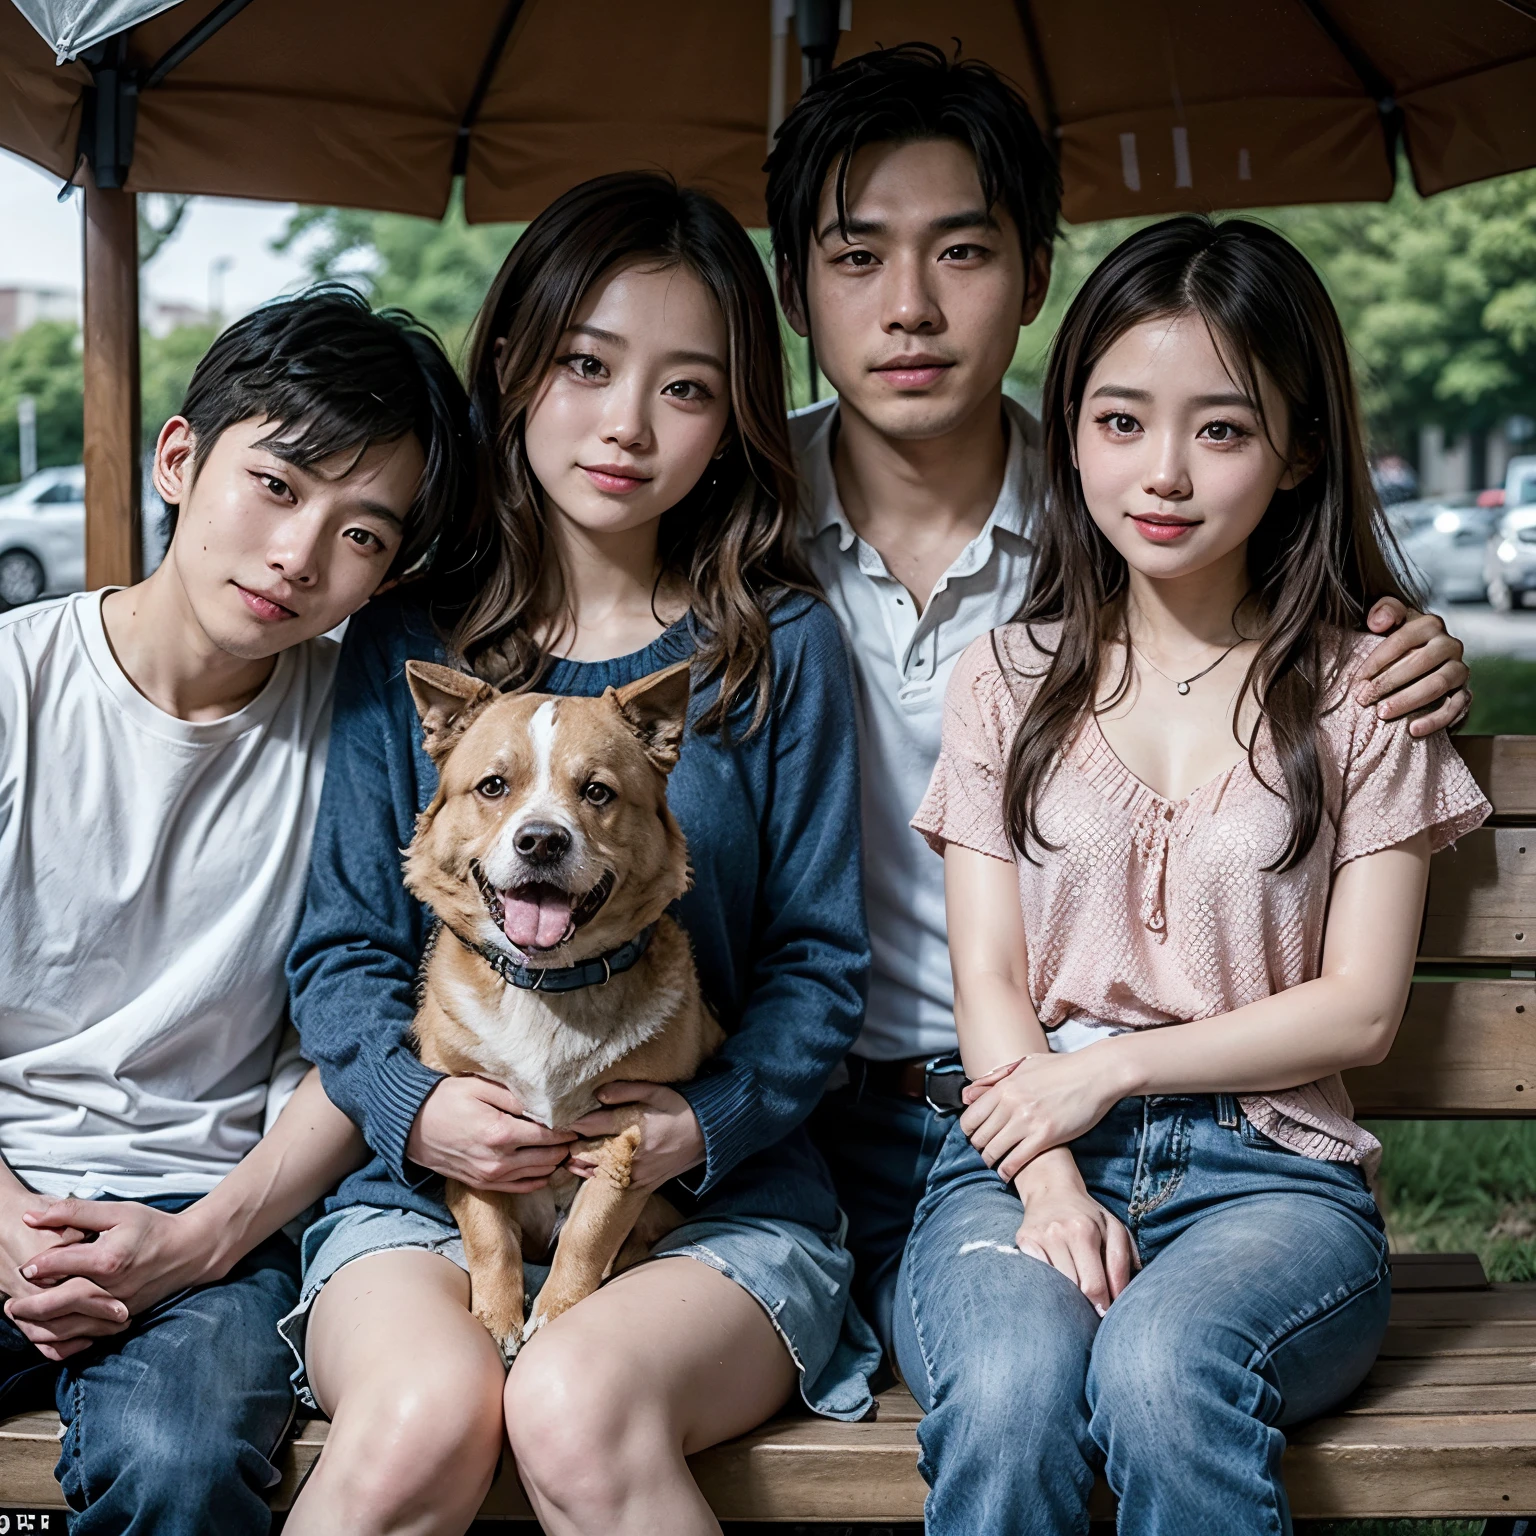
[[503, 888, 572, 950]]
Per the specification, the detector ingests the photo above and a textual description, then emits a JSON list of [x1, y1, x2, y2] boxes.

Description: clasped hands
[[0, 1192, 220, 1361], [404, 1073, 705, 1195], [961, 1045, 1140, 1316]]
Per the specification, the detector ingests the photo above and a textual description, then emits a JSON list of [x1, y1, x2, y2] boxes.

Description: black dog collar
[[448, 922, 656, 993]]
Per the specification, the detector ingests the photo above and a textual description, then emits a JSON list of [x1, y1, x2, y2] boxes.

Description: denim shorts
[[279, 1138, 880, 1422]]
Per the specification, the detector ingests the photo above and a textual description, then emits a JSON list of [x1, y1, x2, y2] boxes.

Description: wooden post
[[82, 172, 142, 590]]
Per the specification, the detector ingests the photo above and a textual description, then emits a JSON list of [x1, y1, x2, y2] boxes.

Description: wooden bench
[[4, 735, 1536, 1528]]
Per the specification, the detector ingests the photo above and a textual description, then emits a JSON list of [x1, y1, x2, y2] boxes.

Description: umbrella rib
[[1294, 0, 1396, 103], [1010, 0, 1059, 140], [1294, 0, 1402, 175], [453, 0, 530, 177], [142, 0, 260, 90]]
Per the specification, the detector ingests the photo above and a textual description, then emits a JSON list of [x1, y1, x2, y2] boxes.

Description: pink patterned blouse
[[911, 622, 1491, 1167]]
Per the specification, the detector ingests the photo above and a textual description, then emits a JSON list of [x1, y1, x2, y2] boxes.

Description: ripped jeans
[[894, 1096, 1390, 1536]]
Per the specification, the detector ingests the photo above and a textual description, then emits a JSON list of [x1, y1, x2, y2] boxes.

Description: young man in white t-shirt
[[0, 288, 473, 1534]]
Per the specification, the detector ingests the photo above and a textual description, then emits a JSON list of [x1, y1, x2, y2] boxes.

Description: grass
[[1303, 1526, 1487, 1535], [1372, 1120, 1536, 1281], [1463, 654, 1536, 735]]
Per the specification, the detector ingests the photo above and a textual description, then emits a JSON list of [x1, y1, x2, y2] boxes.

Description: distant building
[[1421, 421, 1536, 497], [0, 284, 213, 342], [144, 298, 212, 337], [0, 285, 79, 339]]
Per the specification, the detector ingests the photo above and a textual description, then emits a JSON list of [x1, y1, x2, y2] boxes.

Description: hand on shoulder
[[1352, 599, 1470, 737]]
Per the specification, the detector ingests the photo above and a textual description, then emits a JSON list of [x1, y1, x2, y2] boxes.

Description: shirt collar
[[801, 394, 1041, 555]]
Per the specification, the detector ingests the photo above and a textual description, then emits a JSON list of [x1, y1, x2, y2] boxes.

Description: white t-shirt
[[793, 398, 1042, 1061], [0, 591, 338, 1197]]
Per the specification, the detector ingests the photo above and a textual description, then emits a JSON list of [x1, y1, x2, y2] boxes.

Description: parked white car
[[0, 466, 85, 607], [1506, 454, 1536, 512], [1389, 495, 1496, 602], [1487, 505, 1536, 611]]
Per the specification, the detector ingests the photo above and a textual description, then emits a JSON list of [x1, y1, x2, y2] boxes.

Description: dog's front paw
[[473, 1303, 525, 1367], [521, 1284, 582, 1342]]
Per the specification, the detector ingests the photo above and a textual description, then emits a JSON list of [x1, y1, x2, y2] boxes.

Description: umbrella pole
[[82, 171, 142, 591], [796, 0, 843, 410]]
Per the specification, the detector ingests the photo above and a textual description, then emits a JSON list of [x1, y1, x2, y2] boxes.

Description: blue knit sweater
[[287, 589, 869, 1219]]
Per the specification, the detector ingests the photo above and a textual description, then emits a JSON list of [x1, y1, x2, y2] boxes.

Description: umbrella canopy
[[2, 0, 1534, 228], [14, 0, 181, 61]]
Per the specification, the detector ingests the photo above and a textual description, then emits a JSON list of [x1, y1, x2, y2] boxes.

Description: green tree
[[274, 186, 523, 361], [0, 321, 83, 486], [1006, 217, 1147, 409], [1278, 169, 1536, 455], [0, 318, 236, 491], [141, 323, 220, 443]]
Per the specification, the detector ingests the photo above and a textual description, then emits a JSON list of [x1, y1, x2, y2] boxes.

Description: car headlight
[[1499, 540, 1519, 562], [1434, 510, 1462, 534]]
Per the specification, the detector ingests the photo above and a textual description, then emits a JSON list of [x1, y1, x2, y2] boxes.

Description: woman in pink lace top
[[898, 216, 1491, 1536]]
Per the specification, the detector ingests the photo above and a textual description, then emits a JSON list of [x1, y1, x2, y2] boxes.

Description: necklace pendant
[[1176, 681, 1191, 695]]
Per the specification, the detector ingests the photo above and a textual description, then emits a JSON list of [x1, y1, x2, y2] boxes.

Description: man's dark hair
[[764, 41, 1061, 314], [170, 284, 473, 578]]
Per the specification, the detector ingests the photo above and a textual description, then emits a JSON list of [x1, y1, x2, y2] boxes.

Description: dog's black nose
[[513, 821, 571, 864]]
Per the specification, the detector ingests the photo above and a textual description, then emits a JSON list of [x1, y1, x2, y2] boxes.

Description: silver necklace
[[1131, 636, 1245, 696]]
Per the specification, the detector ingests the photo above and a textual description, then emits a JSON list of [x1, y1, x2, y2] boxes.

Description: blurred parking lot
[[1437, 600, 1536, 659]]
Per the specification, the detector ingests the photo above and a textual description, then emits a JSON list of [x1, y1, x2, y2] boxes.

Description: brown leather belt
[[849, 1054, 932, 1102], [847, 1053, 971, 1115]]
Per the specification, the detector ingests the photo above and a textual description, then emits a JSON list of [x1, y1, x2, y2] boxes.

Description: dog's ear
[[609, 660, 691, 772], [406, 661, 498, 762]]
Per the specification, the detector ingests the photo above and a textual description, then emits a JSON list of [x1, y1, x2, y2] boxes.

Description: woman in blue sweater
[[279, 174, 878, 1536]]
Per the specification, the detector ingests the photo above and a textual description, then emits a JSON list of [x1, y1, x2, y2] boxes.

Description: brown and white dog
[[402, 657, 724, 1360]]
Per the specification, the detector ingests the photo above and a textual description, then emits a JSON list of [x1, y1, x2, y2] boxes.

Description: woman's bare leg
[[284, 1249, 506, 1536], [505, 1255, 797, 1536]]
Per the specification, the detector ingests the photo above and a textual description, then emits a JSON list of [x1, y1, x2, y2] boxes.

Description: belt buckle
[[923, 1051, 968, 1116]]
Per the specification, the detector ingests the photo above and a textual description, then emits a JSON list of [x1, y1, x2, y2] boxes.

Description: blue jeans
[[810, 1072, 949, 1354], [0, 1197, 300, 1536], [895, 1096, 1391, 1536]]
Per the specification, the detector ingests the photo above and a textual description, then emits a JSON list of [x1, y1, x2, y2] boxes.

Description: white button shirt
[[792, 396, 1042, 1060]]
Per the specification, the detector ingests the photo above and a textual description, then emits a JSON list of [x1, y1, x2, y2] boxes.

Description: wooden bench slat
[[1286, 1411, 1536, 1519], [1454, 736, 1536, 820], [1387, 1251, 1490, 1289], [1382, 1320, 1536, 1354], [1344, 1382, 1536, 1415], [1389, 1285, 1536, 1321], [1366, 1353, 1536, 1387], [1422, 828, 1536, 962], [1346, 979, 1536, 1115]]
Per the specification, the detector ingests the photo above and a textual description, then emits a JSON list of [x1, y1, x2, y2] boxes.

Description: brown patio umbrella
[[2, 0, 1534, 583], [4, 0, 1534, 224], [3, 0, 1536, 222]]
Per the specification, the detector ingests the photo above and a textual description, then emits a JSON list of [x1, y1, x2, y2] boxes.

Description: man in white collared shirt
[[795, 394, 1039, 1067], [766, 43, 1473, 1368]]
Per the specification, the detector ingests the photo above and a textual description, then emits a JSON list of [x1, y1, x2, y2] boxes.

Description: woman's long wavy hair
[[1004, 215, 1418, 872], [439, 171, 815, 736]]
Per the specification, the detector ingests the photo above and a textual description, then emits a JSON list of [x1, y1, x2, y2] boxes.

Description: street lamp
[[17, 396, 36, 482], [208, 255, 234, 324]]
